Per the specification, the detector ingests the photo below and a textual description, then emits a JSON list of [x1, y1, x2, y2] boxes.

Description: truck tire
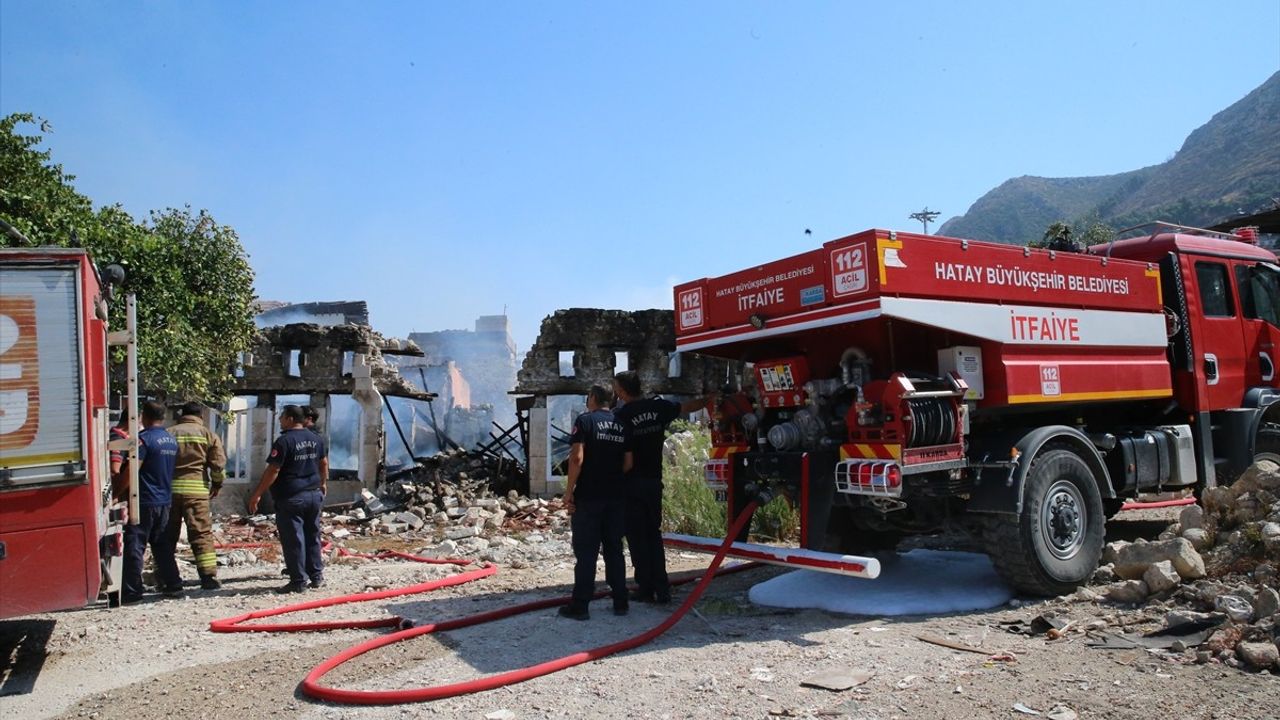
[[1210, 423, 1280, 490], [984, 444, 1105, 596], [1255, 423, 1280, 464]]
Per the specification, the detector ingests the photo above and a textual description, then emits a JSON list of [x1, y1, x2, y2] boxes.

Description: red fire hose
[[1120, 497, 1196, 511], [209, 501, 761, 705]]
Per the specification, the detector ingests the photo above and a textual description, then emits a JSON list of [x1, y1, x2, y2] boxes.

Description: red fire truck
[[0, 247, 137, 618], [672, 223, 1279, 595]]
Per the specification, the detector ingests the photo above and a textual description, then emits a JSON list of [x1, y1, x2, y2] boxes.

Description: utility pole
[[909, 207, 941, 235]]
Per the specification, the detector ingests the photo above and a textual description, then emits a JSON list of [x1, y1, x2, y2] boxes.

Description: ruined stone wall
[[235, 323, 422, 397], [514, 308, 732, 397], [514, 308, 740, 497]]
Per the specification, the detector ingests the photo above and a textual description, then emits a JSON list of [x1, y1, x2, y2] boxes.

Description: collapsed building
[[212, 315, 434, 513], [213, 303, 734, 509], [513, 308, 737, 496]]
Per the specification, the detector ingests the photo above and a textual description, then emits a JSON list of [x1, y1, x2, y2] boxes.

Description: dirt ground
[[2, 510, 1277, 720]]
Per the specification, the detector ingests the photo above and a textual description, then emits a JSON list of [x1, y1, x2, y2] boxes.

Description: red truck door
[[1235, 260, 1280, 389], [1187, 257, 1248, 410]]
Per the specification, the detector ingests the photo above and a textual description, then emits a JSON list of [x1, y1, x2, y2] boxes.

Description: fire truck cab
[[673, 224, 1279, 596]]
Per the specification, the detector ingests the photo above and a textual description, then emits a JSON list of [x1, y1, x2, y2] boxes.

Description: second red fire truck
[[673, 223, 1278, 595]]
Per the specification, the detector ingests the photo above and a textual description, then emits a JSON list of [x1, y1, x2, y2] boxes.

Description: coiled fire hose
[[209, 500, 761, 705]]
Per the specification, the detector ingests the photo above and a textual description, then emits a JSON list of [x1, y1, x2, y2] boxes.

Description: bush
[[661, 421, 800, 542]]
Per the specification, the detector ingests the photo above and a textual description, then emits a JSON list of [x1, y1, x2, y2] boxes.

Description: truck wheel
[[985, 444, 1105, 596], [1255, 423, 1280, 464], [1210, 423, 1280, 490]]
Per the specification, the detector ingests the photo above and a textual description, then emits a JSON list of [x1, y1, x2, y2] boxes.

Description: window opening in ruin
[[667, 351, 682, 378], [286, 349, 304, 377], [341, 350, 355, 377], [614, 351, 629, 372], [233, 351, 247, 378], [558, 351, 576, 378]]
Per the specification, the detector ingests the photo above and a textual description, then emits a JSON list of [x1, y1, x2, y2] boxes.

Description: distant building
[[402, 314, 519, 420]]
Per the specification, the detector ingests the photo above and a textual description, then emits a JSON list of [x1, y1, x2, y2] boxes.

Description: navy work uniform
[[267, 427, 328, 586], [567, 407, 630, 614], [614, 397, 681, 603], [123, 425, 180, 600]]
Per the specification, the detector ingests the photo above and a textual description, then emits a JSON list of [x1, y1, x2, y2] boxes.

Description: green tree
[[1076, 220, 1116, 248], [0, 113, 257, 402], [0, 113, 94, 242], [1031, 221, 1085, 252]]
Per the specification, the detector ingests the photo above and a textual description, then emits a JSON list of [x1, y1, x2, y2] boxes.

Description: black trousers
[[626, 477, 670, 597], [123, 504, 179, 597], [570, 496, 627, 609], [275, 489, 324, 584]]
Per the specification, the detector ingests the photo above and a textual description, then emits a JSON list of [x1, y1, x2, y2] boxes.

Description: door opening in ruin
[[614, 351, 629, 372], [327, 395, 361, 471], [224, 396, 259, 483]]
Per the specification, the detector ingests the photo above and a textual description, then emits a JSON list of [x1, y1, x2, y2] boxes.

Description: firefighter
[[612, 371, 708, 605], [302, 404, 320, 431], [559, 385, 633, 620], [122, 401, 181, 604], [108, 413, 130, 503], [165, 401, 228, 590], [247, 404, 329, 593]]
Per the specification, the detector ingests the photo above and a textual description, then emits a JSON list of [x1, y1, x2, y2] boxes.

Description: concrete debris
[[1075, 460, 1280, 673], [1143, 560, 1181, 594], [1104, 579, 1148, 604], [799, 668, 873, 691], [1236, 642, 1279, 670], [1179, 504, 1205, 531], [1107, 537, 1206, 581], [1256, 586, 1280, 618], [1181, 527, 1212, 551]]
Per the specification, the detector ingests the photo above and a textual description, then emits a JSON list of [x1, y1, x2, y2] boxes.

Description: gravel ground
[[2, 510, 1278, 720]]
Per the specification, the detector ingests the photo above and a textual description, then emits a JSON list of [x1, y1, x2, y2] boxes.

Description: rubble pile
[[1083, 460, 1280, 671], [207, 448, 573, 569], [353, 448, 547, 537]]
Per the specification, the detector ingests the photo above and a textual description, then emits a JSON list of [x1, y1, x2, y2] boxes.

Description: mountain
[[939, 71, 1280, 243]]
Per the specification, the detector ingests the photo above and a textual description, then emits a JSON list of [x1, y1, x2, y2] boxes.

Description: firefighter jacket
[[170, 414, 227, 496]]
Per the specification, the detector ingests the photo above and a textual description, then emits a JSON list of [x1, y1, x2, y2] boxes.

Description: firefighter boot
[[199, 573, 222, 591]]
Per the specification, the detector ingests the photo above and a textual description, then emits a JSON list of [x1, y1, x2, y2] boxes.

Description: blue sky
[[2, 2, 1277, 353]]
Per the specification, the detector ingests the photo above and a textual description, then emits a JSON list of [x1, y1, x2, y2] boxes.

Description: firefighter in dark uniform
[[612, 371, 708, 604], [559, 384, 633, 620], [247, 404, 329, 593], [122, 401, 182, 604]]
